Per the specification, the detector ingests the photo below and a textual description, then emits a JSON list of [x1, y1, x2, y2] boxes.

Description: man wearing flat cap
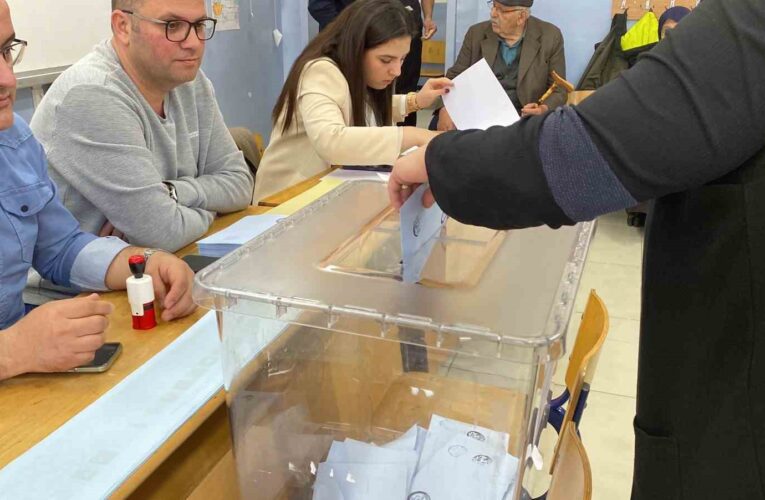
[[434, 0, 566, 130]]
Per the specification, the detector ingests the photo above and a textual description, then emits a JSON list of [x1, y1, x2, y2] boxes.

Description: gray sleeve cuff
[[69, 236, 130, 291], [169, 178, 205, 208], [539, 106, 637, 222]]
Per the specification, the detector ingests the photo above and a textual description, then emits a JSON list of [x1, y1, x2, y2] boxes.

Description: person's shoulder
[[51, 40, 119, 92], [299, 57, 348, 91], [302, 57, 343, 79], [466, 20, 493, 39], [42, 41, 138, 110], [0, 114, 34, 150], [0, 115, 50, 185]]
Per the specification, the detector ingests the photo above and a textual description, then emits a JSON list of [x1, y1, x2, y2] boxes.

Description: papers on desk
[[322, 169, 390, 183], [312, 415, 519, 500], [197, 214, 284, 257], [442, 58, 521, 130], [400, 184, 447, 283]]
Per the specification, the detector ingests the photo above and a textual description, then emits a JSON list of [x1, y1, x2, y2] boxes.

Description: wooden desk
[[0, 169, 344, 497], [258, 168, 336, 207], [0, 206, 269, 498]]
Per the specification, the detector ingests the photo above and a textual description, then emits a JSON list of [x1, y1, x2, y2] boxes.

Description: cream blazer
[[253, 57, 406, 203]]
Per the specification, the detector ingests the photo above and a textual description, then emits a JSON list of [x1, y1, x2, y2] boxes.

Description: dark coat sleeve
[[426, 0, 765, 229], [426, 119, 573, 230]]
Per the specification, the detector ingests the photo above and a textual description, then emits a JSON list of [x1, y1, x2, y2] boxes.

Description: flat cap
[[495, 0, 533, 7]]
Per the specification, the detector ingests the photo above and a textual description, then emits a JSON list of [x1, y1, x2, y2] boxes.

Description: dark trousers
[[397, 35, 422, 127]]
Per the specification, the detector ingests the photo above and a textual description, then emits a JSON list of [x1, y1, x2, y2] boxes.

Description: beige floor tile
[[588, 220, 644, 267], [579, 391, 636, 500], [596, 210, 629, 227], [560, 340, 638, 398], [574, 261, 642, 320]]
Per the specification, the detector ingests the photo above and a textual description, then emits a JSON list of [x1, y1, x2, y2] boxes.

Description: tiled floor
[[546, 210, 644, 499]]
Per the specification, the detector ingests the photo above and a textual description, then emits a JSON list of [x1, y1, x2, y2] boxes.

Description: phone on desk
[[341, 164, 392, 172], [182, 254, 220, 273], [69, 342, 122, 373]]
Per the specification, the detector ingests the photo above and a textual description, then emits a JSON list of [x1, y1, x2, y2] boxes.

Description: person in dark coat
[[307, 0, 437, 127], [388, 0, 765, 498]]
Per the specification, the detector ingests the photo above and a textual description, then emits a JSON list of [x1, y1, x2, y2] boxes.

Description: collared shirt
[[0, 114, 128, 329], [499, 34, 525, 68]]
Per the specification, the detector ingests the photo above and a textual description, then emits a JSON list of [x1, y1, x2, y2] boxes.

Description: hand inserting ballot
[[389, 145, 433, 210]]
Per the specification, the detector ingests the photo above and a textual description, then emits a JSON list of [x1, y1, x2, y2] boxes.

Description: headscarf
[[658, 6, 691, 38]]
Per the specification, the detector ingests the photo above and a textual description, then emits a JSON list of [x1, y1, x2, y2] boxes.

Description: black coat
[[307, 0, 423, 32], [425, 0, 765, 497]]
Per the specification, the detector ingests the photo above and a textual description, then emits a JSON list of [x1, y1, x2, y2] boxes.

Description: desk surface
[[0, 205, 268, 484]]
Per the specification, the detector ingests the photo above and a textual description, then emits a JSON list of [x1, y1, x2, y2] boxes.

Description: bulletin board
[[8, 0, 112, 73], [612, 0, 700, 20]]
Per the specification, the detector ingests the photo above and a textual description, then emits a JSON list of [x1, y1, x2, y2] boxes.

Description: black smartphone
[[182, 254, 220, 273], [341, 165, 392, 172], [69, 342, 122, 373]]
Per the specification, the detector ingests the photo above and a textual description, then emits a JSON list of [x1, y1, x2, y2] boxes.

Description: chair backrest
[[566, 290, 609, 394], [547, 422, 593, 500], [551, 290, 608, 472], [422, 39, 446, 65]]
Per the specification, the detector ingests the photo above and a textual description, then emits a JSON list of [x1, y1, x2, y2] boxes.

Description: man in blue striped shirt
[[0, 1, 196, 380]]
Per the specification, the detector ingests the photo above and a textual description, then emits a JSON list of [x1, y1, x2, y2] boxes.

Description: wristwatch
[[163, 181, 179, 202], [143, 248, 165, 265]]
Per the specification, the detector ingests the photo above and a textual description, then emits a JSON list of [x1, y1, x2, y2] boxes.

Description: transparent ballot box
[[193, 181, 593, 500]]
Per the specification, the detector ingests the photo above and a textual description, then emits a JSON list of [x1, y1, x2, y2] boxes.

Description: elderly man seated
[[434, 0, 566, 130]]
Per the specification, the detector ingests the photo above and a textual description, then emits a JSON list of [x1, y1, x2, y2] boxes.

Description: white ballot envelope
[[443, 58, 521, 130], [314, 462, 409, 500], [382, 425, 421, 451], [400, 184, 447, 283]]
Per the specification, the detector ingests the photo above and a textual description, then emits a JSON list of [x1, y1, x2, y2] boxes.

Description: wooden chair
[[547, 421, 593, 500], [546, 290, 608, 479], [421, 39, 446, 78], [548, 290, 609, 435]]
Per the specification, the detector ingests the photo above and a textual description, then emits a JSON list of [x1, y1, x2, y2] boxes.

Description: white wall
[[8, 0, 112, 73]]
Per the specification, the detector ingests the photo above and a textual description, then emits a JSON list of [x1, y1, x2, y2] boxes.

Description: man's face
[[126, 0, 208, 91], [489, 1, 527, 38], [0, 1, 17, 131]]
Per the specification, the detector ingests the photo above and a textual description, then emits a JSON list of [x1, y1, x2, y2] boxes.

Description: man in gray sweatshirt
[[30, 0, 254, 253]]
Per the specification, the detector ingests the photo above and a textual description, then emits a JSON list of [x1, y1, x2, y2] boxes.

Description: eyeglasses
[[1, 39, 27, 67], [120, 10, 217, 42], [486, 1, 526, 16]]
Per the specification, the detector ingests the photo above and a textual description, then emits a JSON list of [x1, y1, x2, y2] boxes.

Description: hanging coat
[[577, 12, 629, 90]]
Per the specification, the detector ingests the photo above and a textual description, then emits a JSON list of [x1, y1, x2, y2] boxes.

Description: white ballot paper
[[400, 184, 447, 283], [442, 58, 521, 130], [312, 418, 519, 500], [412, 415, 519, 500], [197, 214, 284, 257]]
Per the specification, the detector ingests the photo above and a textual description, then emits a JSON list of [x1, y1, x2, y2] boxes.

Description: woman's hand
[[416, 78, 453, 109]]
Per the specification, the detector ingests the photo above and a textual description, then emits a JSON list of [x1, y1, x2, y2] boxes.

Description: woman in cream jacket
[[253, 0, 452, 203]]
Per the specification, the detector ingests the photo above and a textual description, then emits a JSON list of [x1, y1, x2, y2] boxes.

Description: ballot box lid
[[194, 181, 593, 362]]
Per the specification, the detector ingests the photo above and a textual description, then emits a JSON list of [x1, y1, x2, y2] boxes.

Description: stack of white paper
[[197, 214, 284, 257], [312, 416, 520, 500]]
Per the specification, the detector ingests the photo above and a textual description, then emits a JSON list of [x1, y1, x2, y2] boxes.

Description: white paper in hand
[[442, 58, 520, 130], [400, 184, 447, 283]]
